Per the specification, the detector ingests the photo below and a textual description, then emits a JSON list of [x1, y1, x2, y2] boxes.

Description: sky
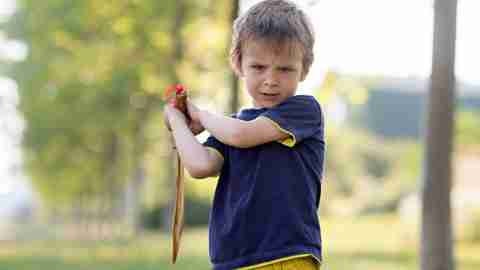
[[0, 0, 27, 201], [1, 0, 479, 199], [317, 0, 479, 85], [242, 0, 480, 88]]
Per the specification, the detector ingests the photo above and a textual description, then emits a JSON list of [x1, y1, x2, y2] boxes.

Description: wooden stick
[[172, 154, 184, 263], [168, 84, 188, 264]]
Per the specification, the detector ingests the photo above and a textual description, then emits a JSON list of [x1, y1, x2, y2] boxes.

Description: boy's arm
[[196, 109, 290, 148], [165, 105, 224, 179]]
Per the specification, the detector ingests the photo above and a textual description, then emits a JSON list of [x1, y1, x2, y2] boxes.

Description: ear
[[230, 54, 244, 78]]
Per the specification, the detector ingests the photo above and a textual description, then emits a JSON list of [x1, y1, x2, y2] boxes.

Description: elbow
[[185, 161, 216, 179], [188, 167, 212, 179]]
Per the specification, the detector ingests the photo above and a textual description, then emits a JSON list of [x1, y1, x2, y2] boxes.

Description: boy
[[164, 0, 324, 269]]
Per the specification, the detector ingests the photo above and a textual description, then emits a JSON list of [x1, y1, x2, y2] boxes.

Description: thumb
[[187, 100, 199, 118]]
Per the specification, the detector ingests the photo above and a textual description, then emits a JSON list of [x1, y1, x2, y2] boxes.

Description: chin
[[260, 102, 279, 108], [254, 98, 285, 108]]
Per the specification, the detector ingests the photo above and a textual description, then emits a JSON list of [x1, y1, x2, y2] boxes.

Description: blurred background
[[0, 0, 478, 269]]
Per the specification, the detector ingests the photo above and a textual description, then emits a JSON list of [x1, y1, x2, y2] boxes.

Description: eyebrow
[[248, 61, 296, 68]]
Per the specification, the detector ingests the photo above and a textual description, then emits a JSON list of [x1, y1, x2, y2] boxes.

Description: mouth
[[261, 92, 279, 97]]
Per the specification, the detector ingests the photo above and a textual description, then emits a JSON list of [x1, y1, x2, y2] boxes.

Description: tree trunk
[[102, 132, 119, 238], [125, 106, 150, 235], [229, 0, 240, 114], [125, 165, 145, 234], [421, 1, 457, 270]]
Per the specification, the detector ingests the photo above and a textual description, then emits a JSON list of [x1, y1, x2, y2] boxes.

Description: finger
[[187, 101, 201, 120], [186, 99, 197, 111], [167, 103, 182, 114]]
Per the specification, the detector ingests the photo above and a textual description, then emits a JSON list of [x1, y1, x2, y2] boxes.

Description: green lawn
[[1, 215, 479, 270]]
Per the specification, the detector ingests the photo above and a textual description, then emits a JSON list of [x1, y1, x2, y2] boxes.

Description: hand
[[164, 104, 188, 130], [187, 99, 205, 135], [165, 102, 204, 135], [186, 99, 201, 122], [188, 120, 204, 135]]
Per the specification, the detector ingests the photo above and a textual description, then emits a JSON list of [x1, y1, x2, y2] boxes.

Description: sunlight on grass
[[1, 215, 480, 270]]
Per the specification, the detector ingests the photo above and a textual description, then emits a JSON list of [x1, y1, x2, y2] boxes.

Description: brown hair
[[230, 0, 315, 76]]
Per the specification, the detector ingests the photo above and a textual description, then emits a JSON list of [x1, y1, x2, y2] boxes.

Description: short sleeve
[[260, 95, 323, 147], [203, 135, 227, 160]]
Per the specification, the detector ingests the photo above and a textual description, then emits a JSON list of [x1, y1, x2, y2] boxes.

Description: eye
[[279, 67, 294, 72], [251, 64, 265, 70]]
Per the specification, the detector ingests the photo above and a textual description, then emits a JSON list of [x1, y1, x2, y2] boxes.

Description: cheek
[[245, 77, 263, 93], [245, 72, 260, 84], [246, 78, 259, 90]]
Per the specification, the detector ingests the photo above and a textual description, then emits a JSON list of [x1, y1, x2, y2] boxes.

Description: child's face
[[239, 39, 307, 108]]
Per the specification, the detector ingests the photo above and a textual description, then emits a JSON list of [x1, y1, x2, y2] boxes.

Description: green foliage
[[323, 126, 421, 215], [3, 215, 480, 270], [141, 195, 211, 230], [313, 74, 423, 215], [184, 196, 211, 227], [3, 0, 233, 211], [456, 110, 480, 151], [140, 206, 163, 231]]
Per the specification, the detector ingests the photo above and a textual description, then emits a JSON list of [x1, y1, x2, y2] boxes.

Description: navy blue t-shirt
[[204, 95, 325, 270]]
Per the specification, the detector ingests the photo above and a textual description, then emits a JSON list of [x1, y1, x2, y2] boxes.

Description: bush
[[141, 196, 211, 230], [141, 206, 163, 230], [322, 126, 421, 216], [184, 196, 211, 227]]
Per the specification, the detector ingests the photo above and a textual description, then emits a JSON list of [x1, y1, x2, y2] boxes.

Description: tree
[[5, 0, 178, 227], [4, 0, 235, 233], [421, 0, 457, 270], [228, 0, 240, 114]]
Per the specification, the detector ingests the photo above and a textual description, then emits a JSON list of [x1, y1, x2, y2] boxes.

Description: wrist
[[197, 109, 209, 124]]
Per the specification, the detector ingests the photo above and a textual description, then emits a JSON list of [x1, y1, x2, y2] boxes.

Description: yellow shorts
[[240, 255, 320, 270]]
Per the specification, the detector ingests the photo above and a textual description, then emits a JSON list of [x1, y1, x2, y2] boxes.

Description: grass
[[1, 215, 479, 269], [0, 231, 211, 270]]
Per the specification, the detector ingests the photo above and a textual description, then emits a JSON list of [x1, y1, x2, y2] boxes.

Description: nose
[[263, 69, 279, 87]]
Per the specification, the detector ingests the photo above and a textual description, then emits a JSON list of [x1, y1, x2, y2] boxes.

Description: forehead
[[242, 38, 303, 63]]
